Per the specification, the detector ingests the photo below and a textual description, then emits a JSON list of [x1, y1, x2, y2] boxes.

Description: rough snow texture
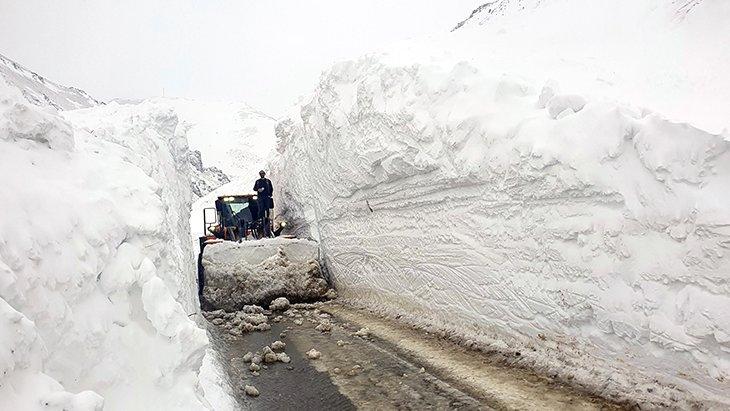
[[188, 149, 231, 197], [201, 239, 329, 311], [271, 4, 730, 405], [0, 53, 101, 110], [0, 76, 211, 409]]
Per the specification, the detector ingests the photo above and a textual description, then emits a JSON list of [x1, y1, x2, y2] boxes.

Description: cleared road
[[206, 302, 625, 410]]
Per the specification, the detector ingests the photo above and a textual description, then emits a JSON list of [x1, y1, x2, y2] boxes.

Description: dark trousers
[[258, 197, 272, 236]]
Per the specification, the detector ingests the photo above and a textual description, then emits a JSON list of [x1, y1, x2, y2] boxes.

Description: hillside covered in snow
[[271, 0, 730, 407], [0, 53, 102, 110]]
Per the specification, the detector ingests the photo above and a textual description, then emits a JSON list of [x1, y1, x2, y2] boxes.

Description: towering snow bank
[[271, 2, 730, 404], [0, 79, 210, 409], [0, 53, 101, 110]]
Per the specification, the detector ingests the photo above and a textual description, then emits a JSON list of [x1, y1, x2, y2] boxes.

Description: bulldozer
[[196, 194, 288, 299], [202, 194, 273, 241]]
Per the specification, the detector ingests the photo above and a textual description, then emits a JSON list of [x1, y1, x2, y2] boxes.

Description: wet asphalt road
[[206, 303, 625, 411]]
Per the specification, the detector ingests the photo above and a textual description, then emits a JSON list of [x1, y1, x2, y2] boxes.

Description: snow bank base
[[201, 239, 329, 311]]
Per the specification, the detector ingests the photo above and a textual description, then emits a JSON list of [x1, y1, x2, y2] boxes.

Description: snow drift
[[272, 1, 730, 407], [0, 69, 210, 408], [201, 238, 329, 311]]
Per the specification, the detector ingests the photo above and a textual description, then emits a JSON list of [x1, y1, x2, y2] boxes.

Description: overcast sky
[[0, 0, 480, 116]]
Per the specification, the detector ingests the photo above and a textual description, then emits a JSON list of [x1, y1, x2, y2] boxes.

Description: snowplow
[[196, 194, 330, 310], [201, 194, 285, 242]]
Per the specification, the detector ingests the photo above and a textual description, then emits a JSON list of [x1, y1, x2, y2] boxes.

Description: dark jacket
[[253, 178, 273, 197]]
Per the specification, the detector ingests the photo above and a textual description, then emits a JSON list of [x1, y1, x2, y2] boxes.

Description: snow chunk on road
[[201, 238, 330, 310], [269, 297, 290, 311], [244, 385, 259, 397]]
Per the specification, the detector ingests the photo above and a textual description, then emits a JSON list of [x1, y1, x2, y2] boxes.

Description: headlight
[[223, 196, 234, 202], [280, 221, 287, 227], [252, 195, 258, 200]]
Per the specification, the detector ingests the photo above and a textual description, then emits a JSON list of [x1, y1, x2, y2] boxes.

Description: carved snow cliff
[[271, 1, 730, 405]]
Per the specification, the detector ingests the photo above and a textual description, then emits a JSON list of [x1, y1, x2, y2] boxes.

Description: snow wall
[[0, 80, 212, 409], [272, 54, 730, 410]]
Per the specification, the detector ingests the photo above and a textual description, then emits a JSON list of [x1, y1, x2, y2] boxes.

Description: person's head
[[259, 170, 266, 178]]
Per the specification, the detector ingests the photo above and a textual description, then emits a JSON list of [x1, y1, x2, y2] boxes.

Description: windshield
[[229, 202, 249, 214]]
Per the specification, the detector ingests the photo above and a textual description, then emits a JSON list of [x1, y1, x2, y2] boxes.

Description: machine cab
[[203, 194, 262, 241]]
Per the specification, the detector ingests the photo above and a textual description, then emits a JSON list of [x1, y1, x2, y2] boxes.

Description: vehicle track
[[207, 302, 624, 410]]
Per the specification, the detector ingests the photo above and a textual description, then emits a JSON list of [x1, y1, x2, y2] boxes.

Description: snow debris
[[293, 319, 304, 326], [315, 320, 333, 333], [306, 349, 321, 360], [244, 385, 260, 397], [249, 363, 261, 372], [255, 323, 272, 332], [242, 352, 254, 363], [262, 347, 279, 363], [346, 365, 362, 377], [269, 297, 291, 312], [202, 239, 331, 311], [241, 305, 265, 314], [325, 289, 338, 300], [277, 353, 291, 364], [354, 328, 371, 338], [271, 341, 287, 351], [336, 340, 347, 347], [251, 355, 263, 365]]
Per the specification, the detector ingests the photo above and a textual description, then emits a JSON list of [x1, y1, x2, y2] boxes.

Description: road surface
[[206, 302, 625, 410]]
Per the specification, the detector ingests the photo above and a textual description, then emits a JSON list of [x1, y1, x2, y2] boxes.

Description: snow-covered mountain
[[107, 97, 278, 199], [0, 53, 102, 110], [453, 0, 708, 30], [162, 98, 277, 183], [272, 0, 730, 408]]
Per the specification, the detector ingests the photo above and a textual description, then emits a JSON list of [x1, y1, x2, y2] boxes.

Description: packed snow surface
[[0, 74, 213, 408], [272, 0, 730, 406], [201, 238, 329, 311]]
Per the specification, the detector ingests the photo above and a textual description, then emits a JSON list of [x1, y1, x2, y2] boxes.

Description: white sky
[[0, 0, 481, 116]]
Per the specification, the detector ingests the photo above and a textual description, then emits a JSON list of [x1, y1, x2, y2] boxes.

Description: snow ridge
[[453, 0, 709, 30], [0, 53, 102, 110]]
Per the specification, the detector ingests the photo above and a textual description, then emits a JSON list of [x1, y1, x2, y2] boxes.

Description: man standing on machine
[[253, 170, 274, 237]]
